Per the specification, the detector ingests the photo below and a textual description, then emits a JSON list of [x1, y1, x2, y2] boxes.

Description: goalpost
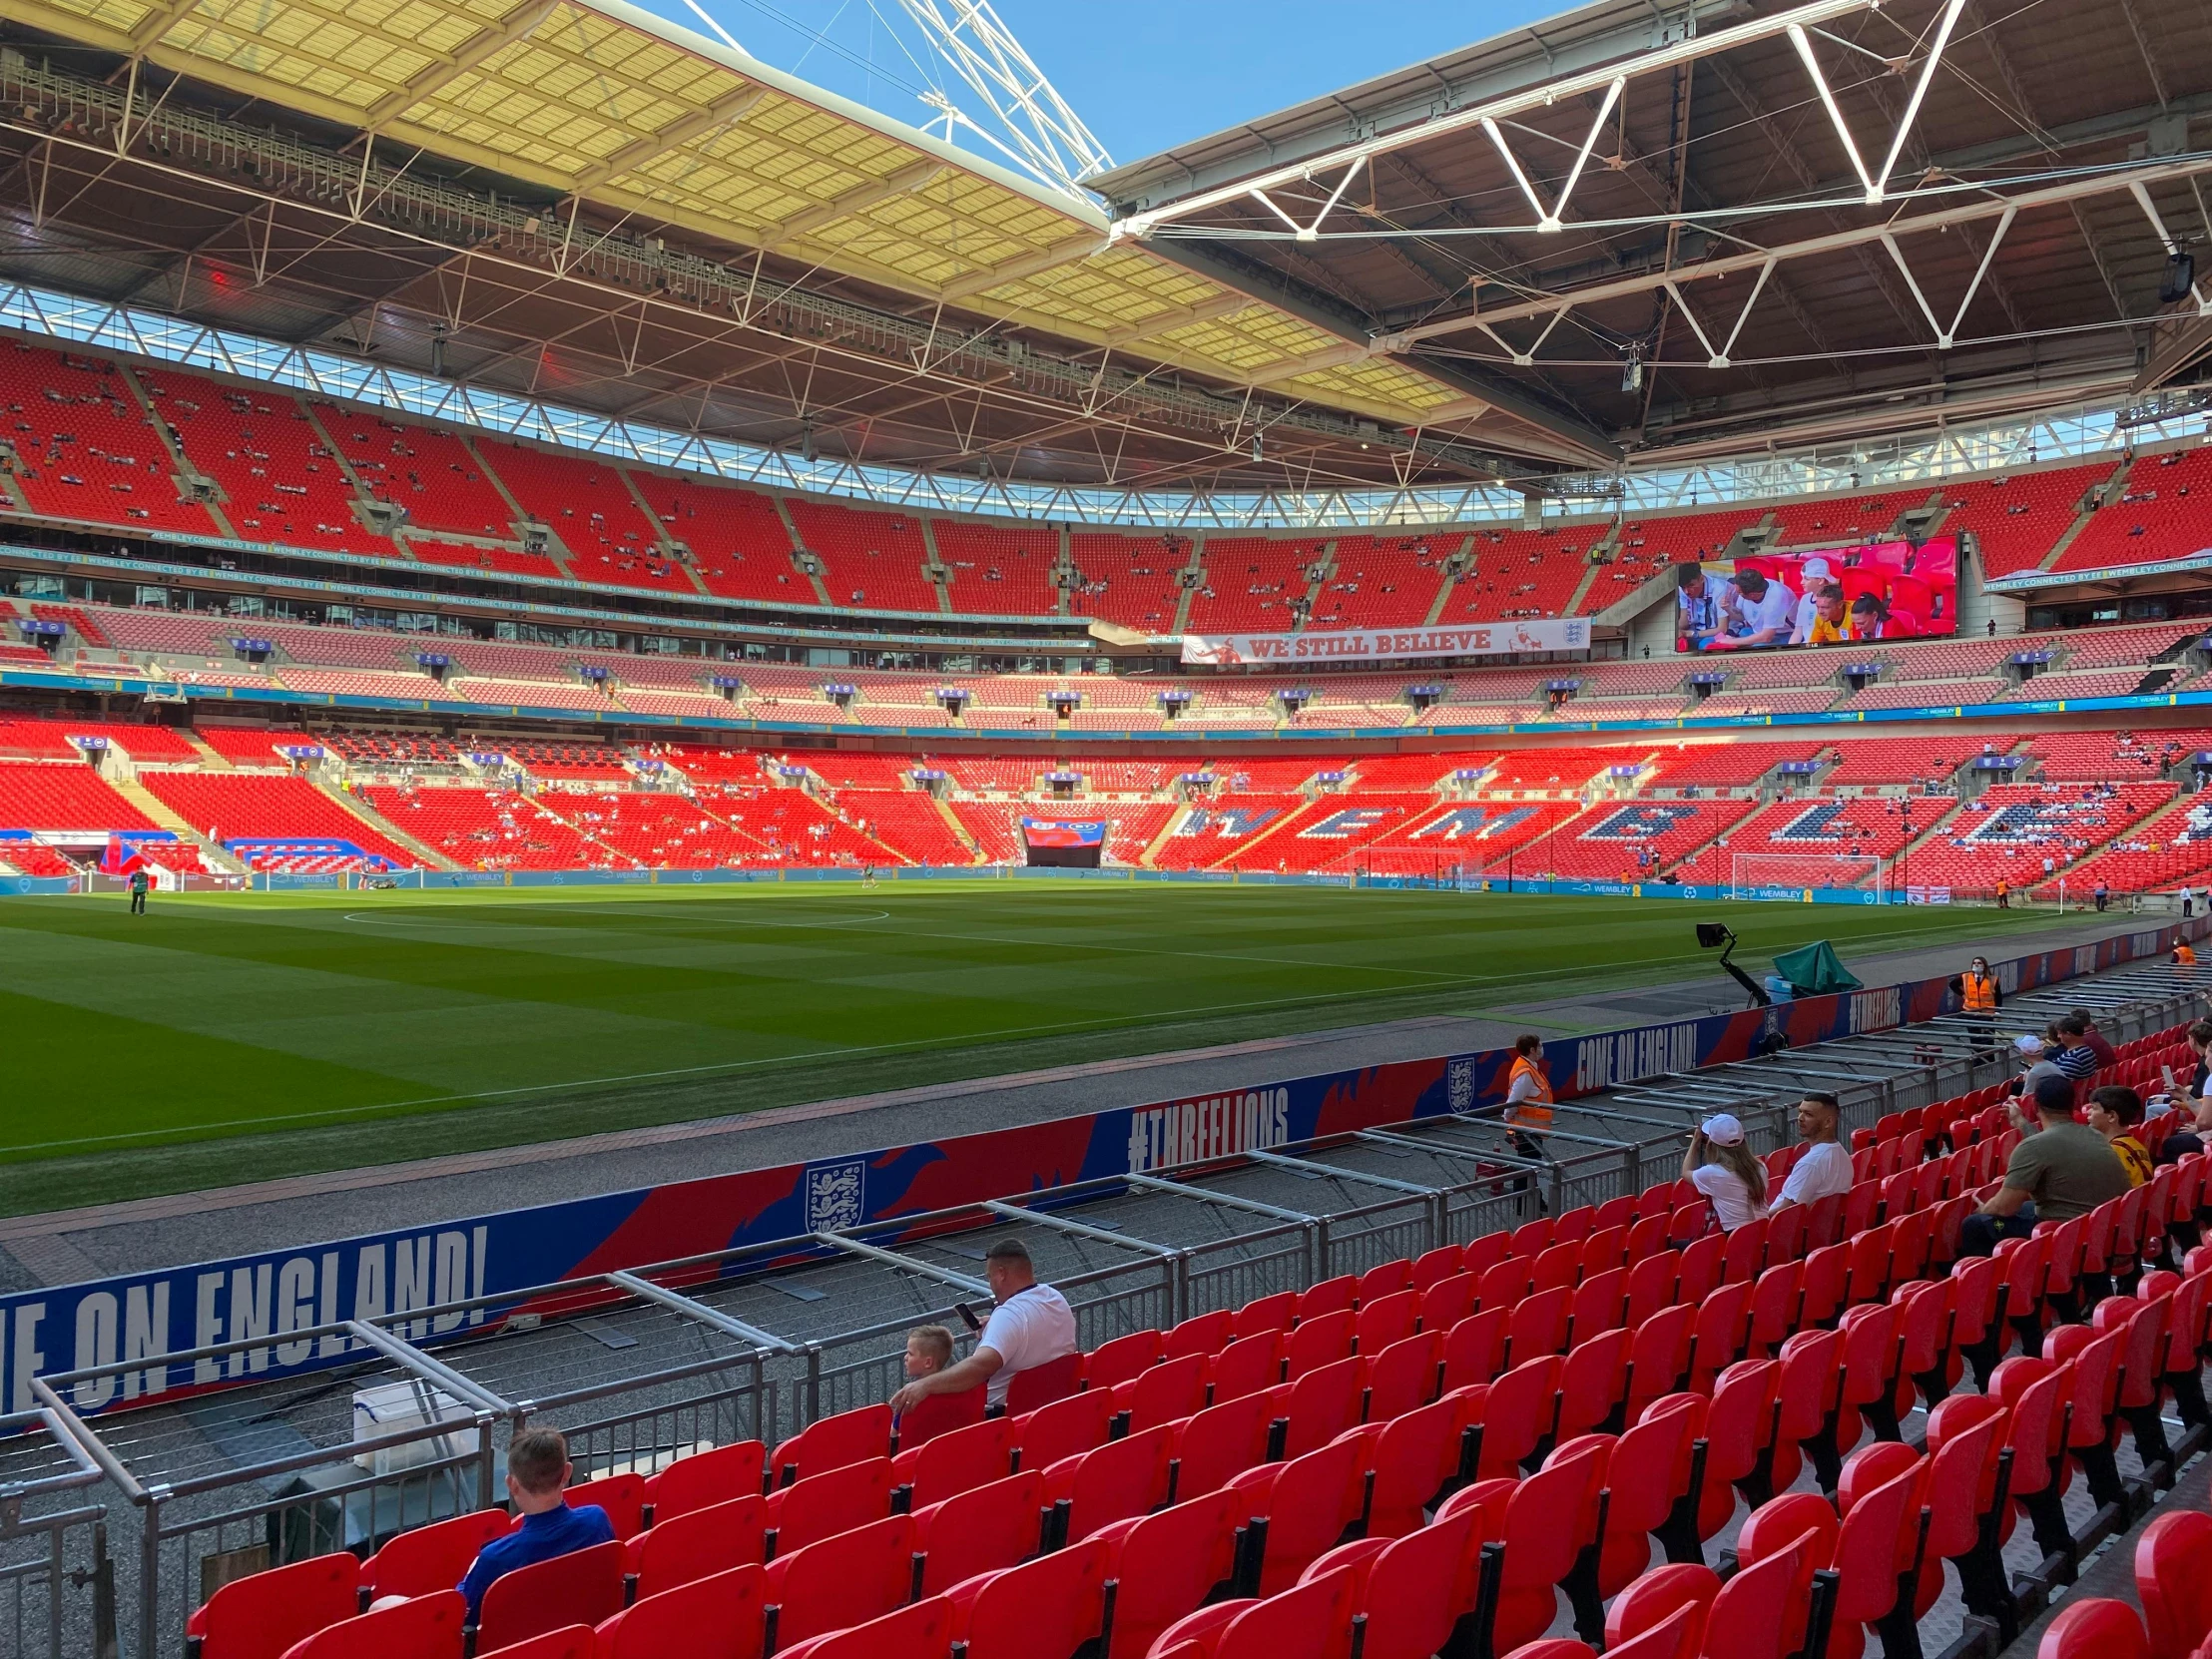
[[1730, 851, 1890, 902]]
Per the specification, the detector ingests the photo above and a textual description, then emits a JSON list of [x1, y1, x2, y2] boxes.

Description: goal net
[[1730, 851, 1888, 902]]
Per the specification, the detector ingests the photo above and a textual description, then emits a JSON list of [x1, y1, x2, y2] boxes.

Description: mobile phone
[[952, 1302, 983, 1333]]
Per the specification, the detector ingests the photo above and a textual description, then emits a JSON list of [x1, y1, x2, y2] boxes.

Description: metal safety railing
[[23, 958, 2208, 1658]]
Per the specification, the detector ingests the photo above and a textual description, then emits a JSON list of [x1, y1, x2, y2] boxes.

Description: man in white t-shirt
[[1711, 567, 1796, 650], [886, 1237, 1076, 1413], [1772, 1091, 1854, 1207]]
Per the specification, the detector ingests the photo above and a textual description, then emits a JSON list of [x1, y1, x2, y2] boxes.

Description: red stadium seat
[[362, 1511, 509, 1601], [763, 1516, 918, 1650], [276, 1591, 466, 1659], [191, 1553, 361, 1659], [771, 1405, 892, 1485], [594, 1564, 764, 1659], [914, 1469, 1048, 1594], [645, 1441, 768, 1524], [624, 1494, 768, 1598], [473, 1539, 624, 1653]]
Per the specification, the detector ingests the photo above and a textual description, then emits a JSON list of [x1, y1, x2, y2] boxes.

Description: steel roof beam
[[1382, 156, 2212, 346], [1111, 0, 1877, 240]]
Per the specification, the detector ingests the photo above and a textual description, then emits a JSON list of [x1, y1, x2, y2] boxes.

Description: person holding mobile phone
[[887, 1237, 1074, 1414], [1682, 1114, 1768, 1232]]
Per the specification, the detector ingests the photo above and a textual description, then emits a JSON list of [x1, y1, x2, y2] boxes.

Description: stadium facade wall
[[0, 915, 2197, 1422]]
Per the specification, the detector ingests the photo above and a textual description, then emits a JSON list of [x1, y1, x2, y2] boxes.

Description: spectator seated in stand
[[450, 1427, 613, 1625], [887, 1238, 1075, 1415], [1958, 1074, 2131, 1255]]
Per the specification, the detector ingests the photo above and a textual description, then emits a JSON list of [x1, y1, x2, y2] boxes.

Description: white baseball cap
[[1802, 557, 1834, 581], [2013, 1034, 2043, 1056], [1701, 1113, 1747, 1146]]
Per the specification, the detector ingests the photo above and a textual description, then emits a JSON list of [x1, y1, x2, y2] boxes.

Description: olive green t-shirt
[[2000, 1119, 2131, 1221]]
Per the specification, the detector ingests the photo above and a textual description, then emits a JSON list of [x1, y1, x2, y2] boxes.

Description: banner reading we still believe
[[1181, 617, 1590, 667]]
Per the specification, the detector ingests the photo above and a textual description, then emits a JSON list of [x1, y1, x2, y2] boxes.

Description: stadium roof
[[1095, 0, 2212, 467], [0, 0, 2203, 503], [0, 0, 1558, 497]]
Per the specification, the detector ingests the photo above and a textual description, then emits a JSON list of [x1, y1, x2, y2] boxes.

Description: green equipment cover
[[1774, 939, 1861, 997]]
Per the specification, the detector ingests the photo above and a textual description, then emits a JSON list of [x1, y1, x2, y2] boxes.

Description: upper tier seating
[[321, 410, 515, 540], [1309, 536, 1450, 629], [141, 370, 391, 556], [2054, 445, 2212, 572], [1763, 490, 1930, 547], [477, 439, 692, 596], [625, 472, 812, 607], [787, 500, 941, 615], [1451, 527, 1595, 623], [0, 340, 217, 536], [1067, 532, 1187, 632], [931, 520, 1062, 618], [1616, 506, 1766, 566], [1186, 538, 1324, 634], [1933, 462, 2105, 576]]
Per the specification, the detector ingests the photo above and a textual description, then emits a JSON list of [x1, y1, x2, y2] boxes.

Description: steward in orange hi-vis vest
[[1504, 1043, 1554, 1131]]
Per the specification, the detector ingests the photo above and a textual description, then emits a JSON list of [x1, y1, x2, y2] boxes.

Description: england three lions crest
[[805, 1159, 866, 1232]]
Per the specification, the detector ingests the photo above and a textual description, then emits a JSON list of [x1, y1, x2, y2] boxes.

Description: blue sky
[[632, 0, 1563, 171]]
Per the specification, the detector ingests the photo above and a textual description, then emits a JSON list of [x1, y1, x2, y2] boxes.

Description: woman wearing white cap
[[1682, 1113, 1769, 1231]]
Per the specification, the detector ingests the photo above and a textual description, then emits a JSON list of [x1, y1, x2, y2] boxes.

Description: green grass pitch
[[0, 881, 2034, 1213]]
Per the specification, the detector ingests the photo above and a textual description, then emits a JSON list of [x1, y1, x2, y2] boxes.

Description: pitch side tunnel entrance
[[26, 961, 2209, 1659]]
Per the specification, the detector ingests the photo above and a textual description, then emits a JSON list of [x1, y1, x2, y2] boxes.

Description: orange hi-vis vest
[[1505, 1054, 1554, 1130], [1961, 972, 1998, 1013], [2178, 943, 2199, 966]]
